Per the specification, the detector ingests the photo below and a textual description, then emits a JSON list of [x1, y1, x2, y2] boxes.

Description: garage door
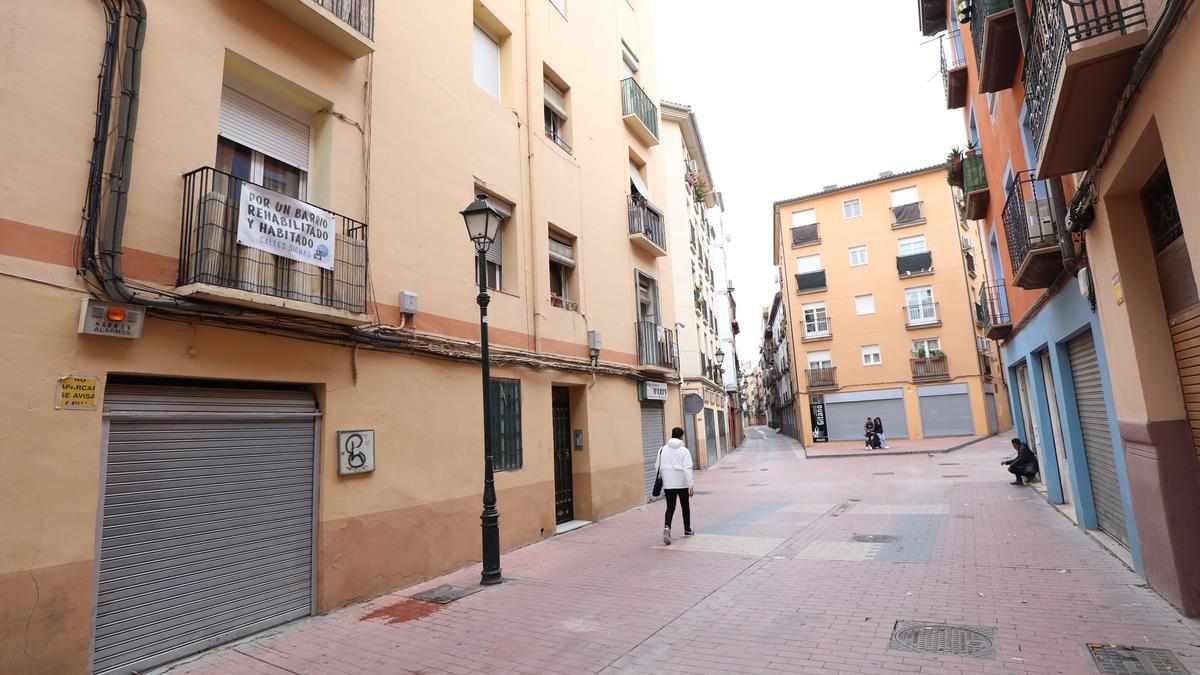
[[985, 392, 999, 435], [641, 402, 665, 500], [824, 389, 908, 441], [1068, 332, 1129, 548], [919, 383, 974, 437], [94, 384, 318, 675], [704, 408, 718, 467]]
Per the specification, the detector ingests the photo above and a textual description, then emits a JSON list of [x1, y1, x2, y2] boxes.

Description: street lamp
[[460, 193, 508, 586], [715, 349, 726, 367]]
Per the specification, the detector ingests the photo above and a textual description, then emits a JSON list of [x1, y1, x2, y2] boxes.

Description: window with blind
[[549, 232, 576, 310], [543, 77, 571, 153], [473, 24, 501, 100], [490, 379, 523, 471]]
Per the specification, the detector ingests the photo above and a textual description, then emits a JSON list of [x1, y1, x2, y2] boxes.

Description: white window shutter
[[218, 86, 310, 171], [544, 79, 568, 120]]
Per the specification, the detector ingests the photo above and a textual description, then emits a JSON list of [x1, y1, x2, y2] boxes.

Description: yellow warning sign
[[57, 376, 98, 410]]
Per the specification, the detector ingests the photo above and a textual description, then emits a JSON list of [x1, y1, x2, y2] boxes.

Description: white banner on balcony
[[237, 183, 335, 271]]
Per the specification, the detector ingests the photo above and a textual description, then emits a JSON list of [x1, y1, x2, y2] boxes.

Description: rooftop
[[773, 163, 943, 207]]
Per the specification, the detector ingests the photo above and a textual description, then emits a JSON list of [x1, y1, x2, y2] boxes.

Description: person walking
[[864, 417, 876, 450], [1002, 437, 1039, 485], [873, 416, 890, 449], [655, 427, 695, 544]]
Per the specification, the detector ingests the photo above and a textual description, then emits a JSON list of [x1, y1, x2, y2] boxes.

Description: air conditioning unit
[[1026, 198, 1056, 239], [961, 236, 973, 251], [977, 337, 990, 352]]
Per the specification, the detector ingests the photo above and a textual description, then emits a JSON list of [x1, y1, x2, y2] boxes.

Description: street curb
[[801, 433, 997, 459]]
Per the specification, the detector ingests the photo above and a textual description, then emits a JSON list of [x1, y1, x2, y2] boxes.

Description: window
[[802, 302, 829, 337], [621, 42, 639, 80], [792, 208, 817, 226], [490, 379, 523, 470], [849, 245, 868, 266], [890, 186, 920, 207], [216, 86, 310, 198], [473, 193, 512, 291], [636, 271, 659, 324], [549, 233, 575, 310], [549, 0, 567, 17], [796, 254, 822, 273], [905, 286, 937, 324], [855, 294, 875, 315], [473, 24, 501, 100], [543, 77, 570, 152], [843, 199, 862, 219], [898, 235, 927, 257], [912, 338, 941, 357], [807, 350, 832, 369], [861, 345, 882, 366]]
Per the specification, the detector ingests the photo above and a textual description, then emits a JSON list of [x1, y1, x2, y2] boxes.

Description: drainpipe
[[1013, 0, 1030, 53], [1048, 177, 1079, 275]]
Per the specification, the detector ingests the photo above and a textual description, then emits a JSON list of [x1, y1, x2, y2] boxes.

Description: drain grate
[[942, 474, 969, 478], [889, 621, 996, 659], [937, 462, 960, 466], [409, 584, 484, 604], [1088, 644, 1191, 674], [853, 534, 899, 543], [873, 472, 895, 476]]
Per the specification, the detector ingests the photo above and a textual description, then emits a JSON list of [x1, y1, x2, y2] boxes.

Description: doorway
[[1040, 350, 1072, 505], [552, 387, 573, 524]]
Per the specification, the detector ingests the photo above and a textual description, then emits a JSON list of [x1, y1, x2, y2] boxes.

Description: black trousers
[[1008, 463, 1036, 480], [664, 488, 691, 531]]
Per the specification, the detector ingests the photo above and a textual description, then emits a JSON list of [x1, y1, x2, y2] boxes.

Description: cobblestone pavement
[[165, 428, 1200, 674]]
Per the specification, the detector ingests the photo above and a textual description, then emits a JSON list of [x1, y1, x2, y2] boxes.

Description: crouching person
[[1002, 437, 1039, 486]]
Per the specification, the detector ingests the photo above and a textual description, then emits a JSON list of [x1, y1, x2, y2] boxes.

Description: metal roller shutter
[[718, 412, 727, 456], [705, 408, 718, 467], [94, 384, 318, 675], [1068, 333, 1129, 548], [918, 384, 974, 437], [640, 403, 665, 500], [219, 85, 311, 171], [985, 393, 1000, 435], [824, 390, 908, 441]]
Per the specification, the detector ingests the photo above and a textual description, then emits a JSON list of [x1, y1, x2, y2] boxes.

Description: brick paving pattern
[[163, 429, 1200, 674]]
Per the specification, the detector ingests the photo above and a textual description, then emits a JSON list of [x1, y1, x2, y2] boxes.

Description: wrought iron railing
[[979, 282, 1012, 329], [1024, 0, 1147, 160], [963, 153, 988, 195], [179, 166, 368, 313], [315, 0, 374, 39], [795, 270, 827, 293], [1002, 170, 1061, 275], [911, 355, 950, 380], [970, 0, 1015, 70], [891, 201, 925, 227], [975, 300, 986, 325], [628, 195, 666, 251], [941, 32, 968, 103], [635, 321, 677, 369], [791, 223, 820, 246], [620, 77, 659, 140], [965, 251, 977, 276], [806, 366, 837, 389], [904, 301, 940, 327], [897, 251, 934, 276]]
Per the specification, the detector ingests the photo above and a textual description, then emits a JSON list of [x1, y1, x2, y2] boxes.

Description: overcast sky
[[653, 0, 968, 366]]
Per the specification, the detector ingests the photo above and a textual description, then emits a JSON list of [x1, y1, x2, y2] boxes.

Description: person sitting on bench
[[1001, 437, 1039, 486]]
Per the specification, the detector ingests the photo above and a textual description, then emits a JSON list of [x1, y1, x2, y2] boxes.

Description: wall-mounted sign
[[639, 381, 669, 401], [1111, 272, 1124, 305], [238, 183, 335, 270], [56, 375, 98, 410], [809, 396, 828, 443], [77, 298, 144, 339], [337, 429, 375, 475]]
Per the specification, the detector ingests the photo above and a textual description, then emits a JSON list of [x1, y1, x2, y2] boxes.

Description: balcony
[[942, 36, 969, 109], [897, 251, 934, 277], [904, 301, 941, 329], [178, 166, 369, 324], [911, 354, 951, 382], [628, 195, 667, 256], [891, 201, 926, 228], [1003, 171, 1064, 289], [806, 366, 837, 390], [635, 321, 678, 371], [795, 270, 827, 294], [791, 223, 820, 248], [979, 282, 1013, 340], [965, 250, 977, 277], [621, 78, 660, 146], [259, 0, 374, 58], [802, 317, 833, 343], [920, 0, 950, 35], [963, 152, 990, 220], [1024, 0, 1148, 178], [969, 0, 1020, 92]]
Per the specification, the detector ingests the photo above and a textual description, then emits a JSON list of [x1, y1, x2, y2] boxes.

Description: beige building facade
[[0, 1, 686, 672], [773, 166, 1012, 444]]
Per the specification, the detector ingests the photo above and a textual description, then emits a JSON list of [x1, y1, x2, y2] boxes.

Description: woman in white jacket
[[655, 427, 695, 545]]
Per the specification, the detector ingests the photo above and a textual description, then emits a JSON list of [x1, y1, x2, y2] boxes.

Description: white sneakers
[[663, 527, 672, 545]]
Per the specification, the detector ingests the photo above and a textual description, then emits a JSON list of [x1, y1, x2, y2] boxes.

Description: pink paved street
[[163, 429, 1200, 675]]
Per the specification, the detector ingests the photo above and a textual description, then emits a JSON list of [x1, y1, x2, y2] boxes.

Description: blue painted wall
[[1001, 286, 1144, 574]]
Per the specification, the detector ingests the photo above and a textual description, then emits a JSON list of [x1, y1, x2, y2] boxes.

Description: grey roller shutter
[[1068, 333, 1129, 548], [718, 412, 727, 456], [219, 85, 311, 171], [640, 403, 665, 500], [985, 393, 1000, 435], [824, 389, 908, 441], [486, 225, 504, 266], [94, 384, 317, 675], [918, 384, 974, 437], [704, 408, 718, 467]]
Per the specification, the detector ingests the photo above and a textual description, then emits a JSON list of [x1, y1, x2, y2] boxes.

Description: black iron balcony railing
[[791, 223, 820, 247], [628, 195, 666, 251], [897, 251, 934, 276], [970, 0, 1015, 70], [891, 201, 925, 227], [904, 301, 940, 328], [635, 321, 677, 369], [795, 270, 827, 293], [802, 316, 832, 342], [974, 300, 986, 325], [1003, 170, 1065, 288], [1024, 0, 1147, 161], [806, 366, 837, 389], [315, 0, 374, 39], [941, 35, 969, 109], [179, 166, 368, 313], [911, 354, 950, 381], [979, 282, 1013, 339], [620, 77, 659, 140], [965, 250, 977, 276]]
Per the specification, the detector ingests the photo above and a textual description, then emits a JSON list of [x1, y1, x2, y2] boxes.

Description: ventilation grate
[[853, 534, 899, 543], [1088, 644, 1191, 674], [889, 621, 996, 658], [409, 584, 484, 604]]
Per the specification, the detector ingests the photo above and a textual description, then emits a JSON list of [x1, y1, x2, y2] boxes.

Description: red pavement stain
[[360, 598, 442, 625]]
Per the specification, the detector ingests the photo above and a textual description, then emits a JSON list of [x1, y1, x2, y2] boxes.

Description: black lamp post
[[461, 193, 508, 586], [715, 348, 726, 368]]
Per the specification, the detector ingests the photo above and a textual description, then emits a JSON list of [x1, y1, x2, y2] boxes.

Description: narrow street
[[166, 430, 1199, 675]]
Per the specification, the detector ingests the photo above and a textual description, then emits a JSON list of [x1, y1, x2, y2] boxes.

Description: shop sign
[[238, 182, 335, 270], [337, 429, 375, 475], [810, 396, 828, 443], [56, 375, 98, 410], [639, 381, 669, 401]]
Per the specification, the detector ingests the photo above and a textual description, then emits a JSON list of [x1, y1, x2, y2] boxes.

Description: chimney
[[879, 170, 896, 178], [822, 184, 838, 191]]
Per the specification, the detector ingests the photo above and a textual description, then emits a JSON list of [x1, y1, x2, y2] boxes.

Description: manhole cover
[[1088, 644, 1191, 674], [853, 534, 899, 543], [942, 474, 969, 478], [409, 584, 484, 604], [889, 621, 996, 659], [873, 472, 895, 476]]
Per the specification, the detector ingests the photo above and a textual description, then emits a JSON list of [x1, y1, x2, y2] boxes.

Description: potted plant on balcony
[[686, 172, 709, 204], [913, 347, 927, 361], [946, 147, 965, 188]]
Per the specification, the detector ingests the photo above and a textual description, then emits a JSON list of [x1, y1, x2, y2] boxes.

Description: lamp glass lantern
[[715, 349, 726, 367], [461, 193, 506, 252]]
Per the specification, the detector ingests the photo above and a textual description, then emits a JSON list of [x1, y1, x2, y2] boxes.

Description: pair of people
[[654, 427, 694, 545], [864, 416, 890, 449], [1002, 437, 1039, 485]]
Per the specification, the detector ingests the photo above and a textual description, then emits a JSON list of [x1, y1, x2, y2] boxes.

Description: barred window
[[490, 379, 523, 471]]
